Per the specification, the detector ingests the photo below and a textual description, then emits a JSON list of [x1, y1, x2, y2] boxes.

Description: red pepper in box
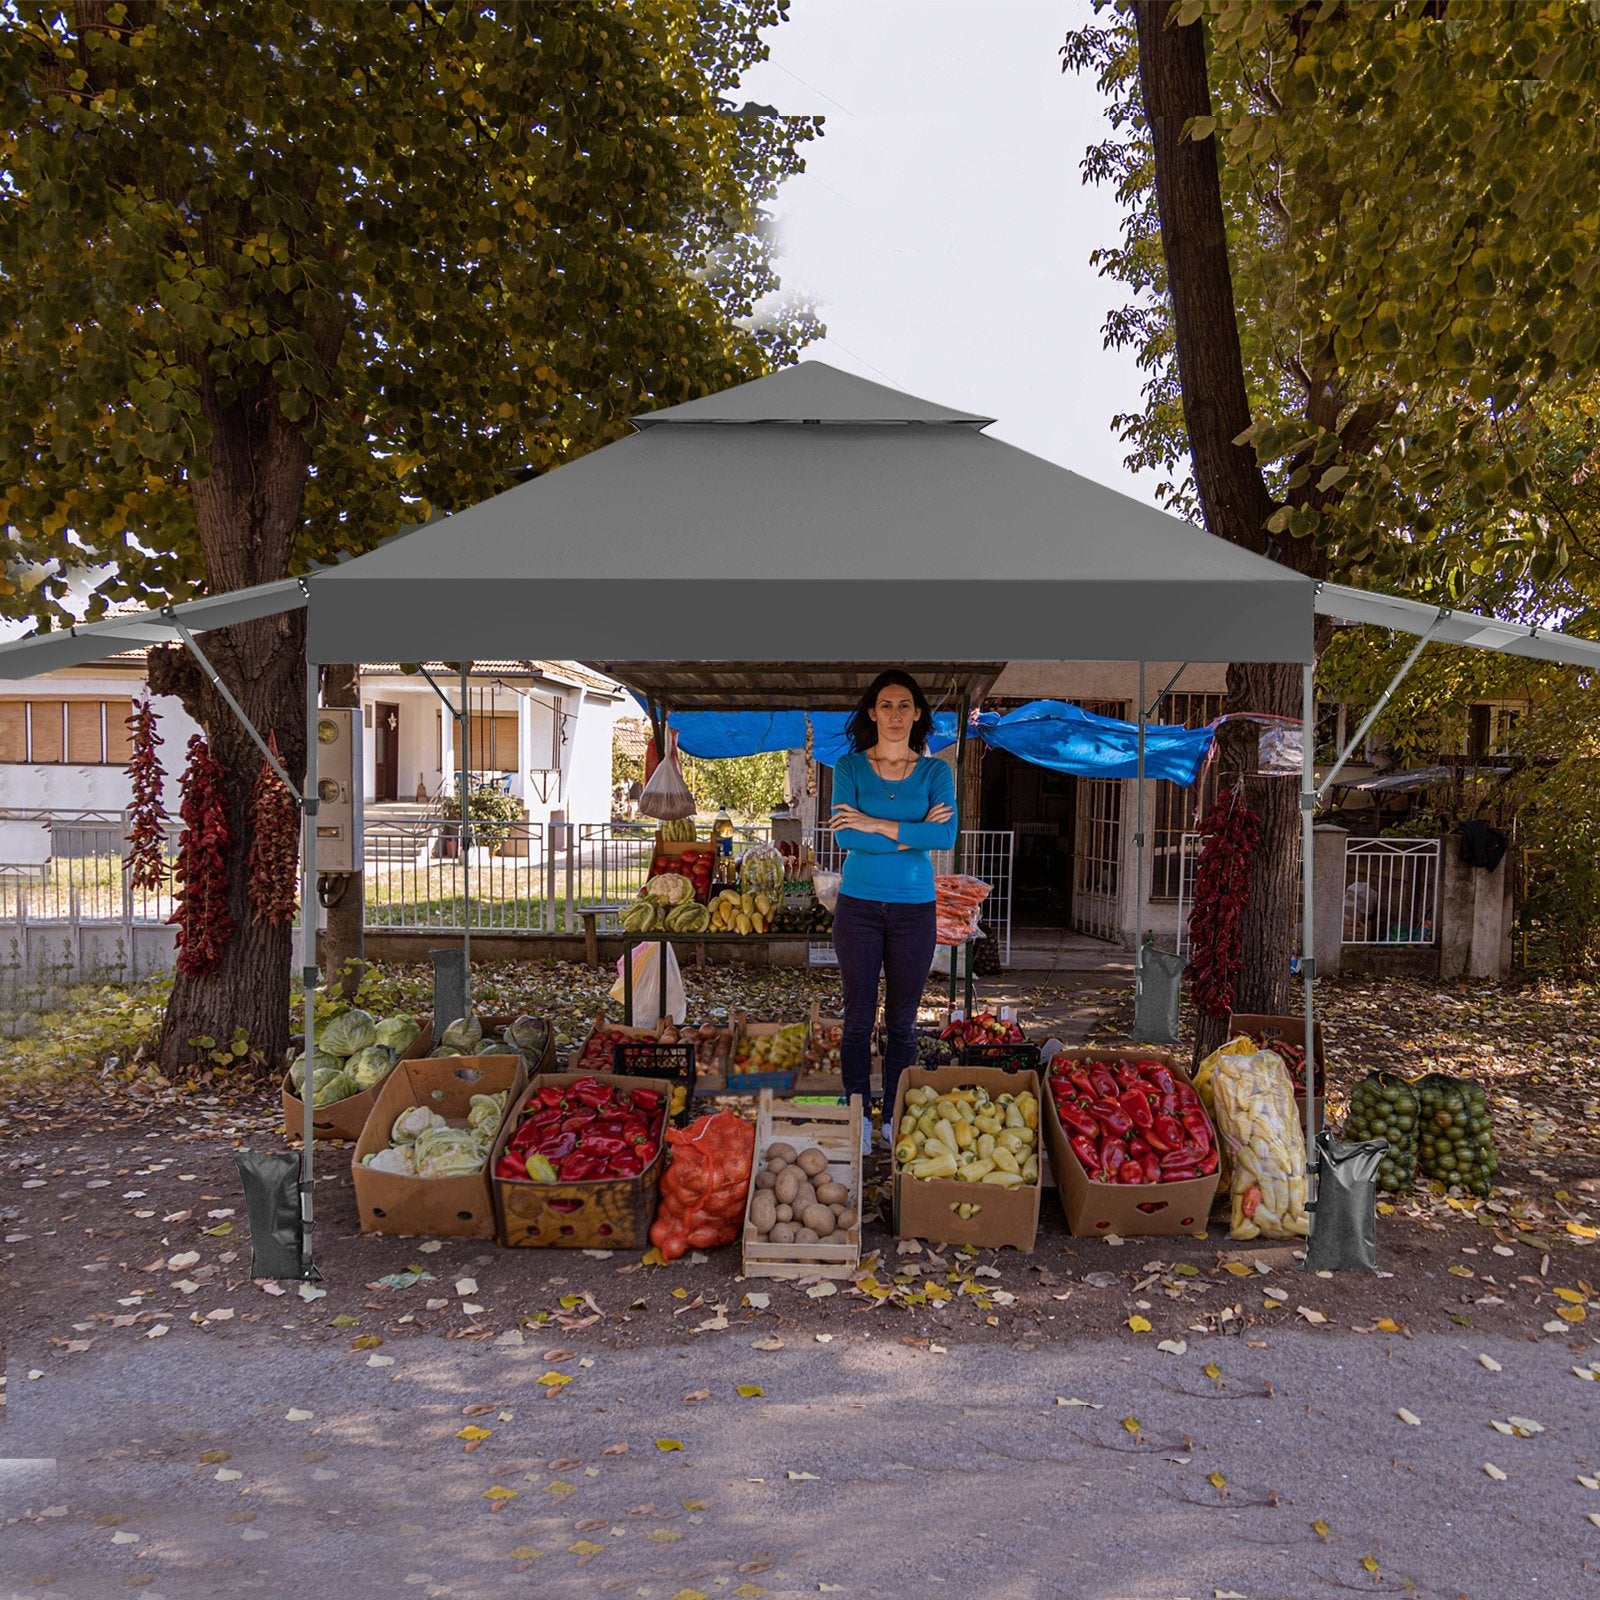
[[499, 1080, 668, 1186], [1049, 1054, 1219, 1190], [1069, 1133, 1102, 1176], [1118, 1088, 1153, 1131]]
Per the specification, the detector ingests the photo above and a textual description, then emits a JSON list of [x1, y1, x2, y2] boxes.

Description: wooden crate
[[741, 1091, 863, 1280]]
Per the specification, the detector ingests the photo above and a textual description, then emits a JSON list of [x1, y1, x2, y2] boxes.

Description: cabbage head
[[475, 1039, 517, 1057], [374, 1015, 422, 1054], [346, 1046, 395, 1090], [467, 1091, 508, 1138], [413, 1125, 487, 1177], [392, 1106, 447, 1145], [439, 1013, 484, 1054], [319, 1008, 377, 1058], [288, 1050, 341, 1090], [311, 1069, 358, 1107], [505, 1015, 546, 1054], [362, 1146, 415, 1177]]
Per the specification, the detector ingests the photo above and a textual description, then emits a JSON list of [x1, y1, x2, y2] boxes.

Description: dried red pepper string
[[246, 729, 299, 927], [168, 733, 236, 977], [1186, 788, 1261, 1020], [122, 698, 169, 893]]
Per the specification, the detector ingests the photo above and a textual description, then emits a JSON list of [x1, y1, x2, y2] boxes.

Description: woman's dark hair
[[845, 670, 935, 754]]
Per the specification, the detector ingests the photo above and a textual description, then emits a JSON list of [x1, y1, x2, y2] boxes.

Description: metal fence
[[0, 813, 1016, 965], [1343, 837, 1439, 945], [810, 827, 1015, 966]]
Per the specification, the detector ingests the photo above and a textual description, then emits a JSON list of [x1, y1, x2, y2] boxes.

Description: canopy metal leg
[[458, 665, 472, 1007], [1135, 659, 1147, 992], [300, 661, 320, 1278], [1300, 660, 1318, 1220]]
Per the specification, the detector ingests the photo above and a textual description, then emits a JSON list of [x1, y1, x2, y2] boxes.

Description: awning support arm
[[1314, 611, 1447, 804], [415, 664, 458, 716], [168, 617, 302, 803], [1145, 661, 1189, 721]]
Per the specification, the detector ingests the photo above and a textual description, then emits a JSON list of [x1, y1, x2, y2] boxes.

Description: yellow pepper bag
[[1192, 1035, 1256, 1189], [1211, 1049, 1310, 1240]]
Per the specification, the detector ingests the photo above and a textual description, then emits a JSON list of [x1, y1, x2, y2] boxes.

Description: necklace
[[868, 749, 918, 797]]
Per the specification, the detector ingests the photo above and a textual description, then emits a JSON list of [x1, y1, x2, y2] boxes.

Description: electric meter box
[[313, 707, 363, 874]]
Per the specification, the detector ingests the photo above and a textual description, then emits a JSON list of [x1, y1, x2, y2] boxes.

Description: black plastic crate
[[611, 1039, 697, 1125], [956, 1042, 1042, 1075]]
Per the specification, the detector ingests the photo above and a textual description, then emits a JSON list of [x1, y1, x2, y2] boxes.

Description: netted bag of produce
[[1413, 1073, 1499, 1197], [1192, 1035, 1256, 1188], [648, 1109, 756, 1261], [1343, 1072, 1420, 1193], [1210, 1048, 1310, 1239]]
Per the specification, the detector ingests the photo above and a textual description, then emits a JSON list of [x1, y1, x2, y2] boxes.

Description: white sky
[[742, 0, 1158, 502]]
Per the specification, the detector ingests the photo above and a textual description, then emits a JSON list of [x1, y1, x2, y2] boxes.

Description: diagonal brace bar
[[1314, 610, 1448, 804], [168, 617, 302, 802]]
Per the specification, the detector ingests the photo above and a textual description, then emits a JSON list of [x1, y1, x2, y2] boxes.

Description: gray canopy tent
[[7, 359, 1600, 1277]]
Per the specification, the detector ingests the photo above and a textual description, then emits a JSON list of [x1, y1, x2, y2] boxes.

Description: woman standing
[[830, 670, 958, 1154]]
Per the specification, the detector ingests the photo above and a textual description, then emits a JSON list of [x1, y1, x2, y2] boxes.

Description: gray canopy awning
[[303, 362, 1318, 667]]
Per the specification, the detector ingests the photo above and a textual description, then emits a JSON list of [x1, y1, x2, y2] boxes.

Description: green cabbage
[[374, 1014, 422, 1054], [288, 1050, 341, 1090], [311, 1069, 358, 1107], [467, 1091, 508, 1138], [346, 1045, 395, 1090], [505, 1015, 546, 1055], [439, 1013, 484, 1053], [319, 1008, 377, 1058], [413, 1125, 487, 1177], [475, 1039, 517, 1057]]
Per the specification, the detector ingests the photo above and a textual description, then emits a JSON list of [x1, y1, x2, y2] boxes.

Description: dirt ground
[[2, 968, 1596, 1371]]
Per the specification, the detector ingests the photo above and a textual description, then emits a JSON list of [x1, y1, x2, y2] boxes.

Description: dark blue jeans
[[832, 892, 936, 1119]]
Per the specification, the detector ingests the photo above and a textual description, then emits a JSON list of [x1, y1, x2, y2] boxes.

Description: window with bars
[[1150, 692, 1223, 900], [0, 699, 136, 765]]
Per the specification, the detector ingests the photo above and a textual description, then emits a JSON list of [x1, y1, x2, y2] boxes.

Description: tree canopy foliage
[[1067, 0, 1600, 603]]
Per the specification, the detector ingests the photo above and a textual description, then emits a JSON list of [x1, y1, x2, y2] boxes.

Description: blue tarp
[[666, 700, 1214, 786]]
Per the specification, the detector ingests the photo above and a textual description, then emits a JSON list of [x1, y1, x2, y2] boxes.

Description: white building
[[0, 653, 627, 857]]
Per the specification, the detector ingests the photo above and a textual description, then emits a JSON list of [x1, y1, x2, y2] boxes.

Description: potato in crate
[[743, 1092, 863, 1280]]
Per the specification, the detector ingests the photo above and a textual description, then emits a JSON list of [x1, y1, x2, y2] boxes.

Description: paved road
[[4, 1325, 1597, 1600]]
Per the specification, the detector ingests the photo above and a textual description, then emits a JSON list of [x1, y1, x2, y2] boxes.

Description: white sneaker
[[860, 1116, 873, 1158], [881, 1117, 895, 1151]]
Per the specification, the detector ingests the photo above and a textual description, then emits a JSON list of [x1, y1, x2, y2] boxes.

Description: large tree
[[1, 0, 819, 1072], [1068, 0, 1600, 1049]]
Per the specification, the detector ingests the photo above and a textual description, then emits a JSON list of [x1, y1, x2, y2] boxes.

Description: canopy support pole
[[458, 665, 472, 1005], [951, 690, 971, 1016], [1135, 660, 1147, 970], [1300, 660, 1319, 1217], [299, 660, 320, 1277]]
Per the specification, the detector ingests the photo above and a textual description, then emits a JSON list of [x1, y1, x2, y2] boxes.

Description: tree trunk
[[1133, 2, 1322, 1062], [148, 608, 308, 1076], [320, 663, 366, 1000], [146, 355, 327, 1077]]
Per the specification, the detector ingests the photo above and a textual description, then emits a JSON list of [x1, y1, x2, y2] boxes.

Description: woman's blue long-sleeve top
[[831, 751, 958, 903]]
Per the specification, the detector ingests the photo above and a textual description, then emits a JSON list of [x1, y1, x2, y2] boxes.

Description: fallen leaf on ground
[[655, 1438, 683, 1452], [806, 1282, 837, 1299], [1484, 1462, 1508, 1481], [751, 1337, 784, 1351], [1397, 1408, 1421, 1426], [786, 1470, 820, 1481], [736, 1384, 764, 1398], [1126, 1315, 1151, 1334], [1056, 1397, 1102, 1408], [1478, 1354, 1502, 1372], [1157, 1339, 1187, 1356]]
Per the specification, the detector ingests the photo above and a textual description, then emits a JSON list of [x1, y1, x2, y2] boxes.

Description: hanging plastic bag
[[637, 755, 697, 821], [1304, 1130, 1387, 1273], [609, 939, 687, 1024], [1131, 943, 1185, 1046], [1211, 1048, 1311, 1239]]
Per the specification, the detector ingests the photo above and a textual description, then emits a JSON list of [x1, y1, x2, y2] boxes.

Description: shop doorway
[[373, 701, 400, 802]]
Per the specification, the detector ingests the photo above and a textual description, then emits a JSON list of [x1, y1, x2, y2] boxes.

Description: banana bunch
[[894, 1084, 1039, 1188], [709, 888, 776, 935]]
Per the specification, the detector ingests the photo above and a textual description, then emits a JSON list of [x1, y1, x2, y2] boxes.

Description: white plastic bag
[[636, 756, 697, 821], [812, 869, 841, 913], [609, 939, 687, 1024]]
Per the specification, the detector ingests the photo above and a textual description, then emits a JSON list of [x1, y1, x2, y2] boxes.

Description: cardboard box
[[491, 1071, 671, 1249], [279, 1018, 425, 1144], [1044, 1046, 1220, 1238], [1227, 1012, 1326, 1095], [350, 1052, 526, 1239], [742, 1091, 863, 1280], [890, 1066, 1043, 1252]]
